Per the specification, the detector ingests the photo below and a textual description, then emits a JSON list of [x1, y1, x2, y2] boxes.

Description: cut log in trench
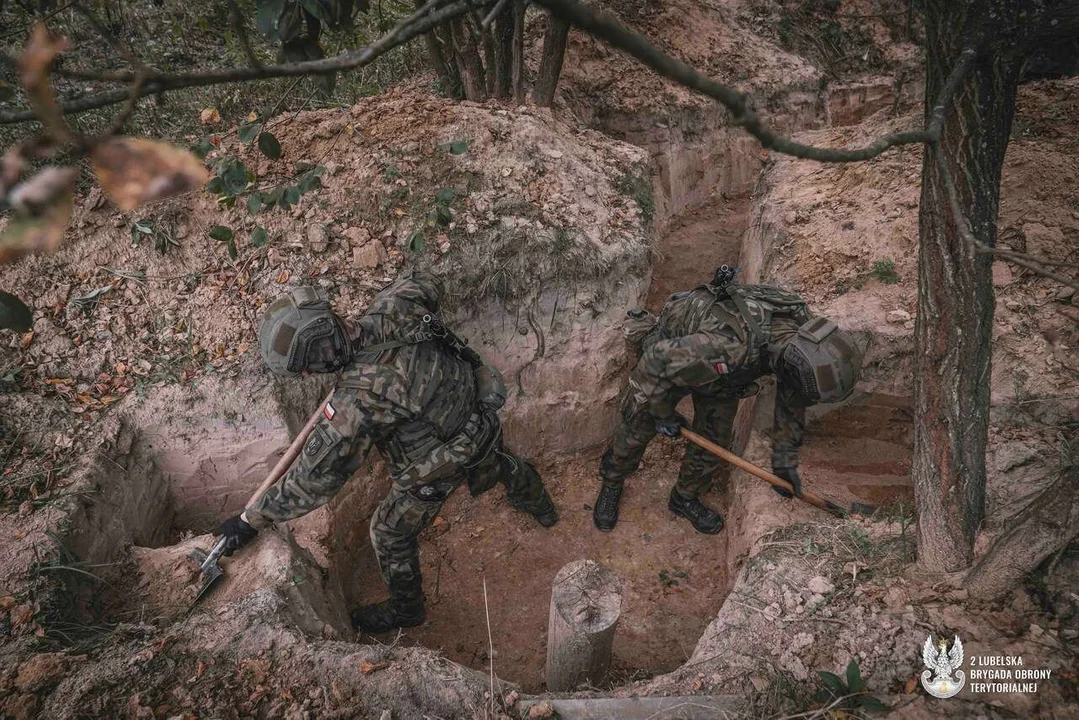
[[545, 558, 622, 691]]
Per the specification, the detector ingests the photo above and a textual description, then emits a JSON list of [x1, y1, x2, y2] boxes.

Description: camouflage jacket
[[628, 283, 814, 469], [246, 272, 488, 529]]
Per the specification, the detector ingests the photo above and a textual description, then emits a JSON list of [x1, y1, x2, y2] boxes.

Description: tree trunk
[[511, 0, 526, 104], [493, 6, 515, 99], [545, 559, 622, 692], [964, 463, 1079, 601], [913, 0, 1042, 572], [413, 0, 460, 97], [450, 18, 487, 101], [476, 13, 498, 98], [532, 14, 571, 106]]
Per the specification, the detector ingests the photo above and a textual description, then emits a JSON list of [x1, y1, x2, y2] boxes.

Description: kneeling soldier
[[214, 272, 558, 633], [595, 265, 861, 534]]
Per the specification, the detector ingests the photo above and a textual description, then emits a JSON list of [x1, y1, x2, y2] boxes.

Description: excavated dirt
[[1, 3, 1076, 718]]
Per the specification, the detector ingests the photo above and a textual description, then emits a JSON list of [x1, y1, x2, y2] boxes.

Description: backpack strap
[[725, 287, 773, 373], [726, 288, 765, 342], [355, 339, 411, 356]]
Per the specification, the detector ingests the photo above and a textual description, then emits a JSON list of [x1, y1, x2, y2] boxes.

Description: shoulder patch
[[324, 401, 336, 420], [715, 362, 729, 374]]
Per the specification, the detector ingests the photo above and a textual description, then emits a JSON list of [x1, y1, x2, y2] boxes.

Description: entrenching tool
[[188, 390, 335, 606], [679, 428, 876, 518]]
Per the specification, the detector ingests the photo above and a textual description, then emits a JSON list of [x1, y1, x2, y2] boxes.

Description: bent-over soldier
[[594, 265, 862, 534], [213, 272, 558, 633]]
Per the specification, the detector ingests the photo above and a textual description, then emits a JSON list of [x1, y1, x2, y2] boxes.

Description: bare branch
[[927, 47, 977, 139], [935, 150, 1079, 291], [227, 0, 264, 69], [533, 0, 933, 162], [104, 71, 147, 137], [482, 0, 512, 29], [0, 0, 474, 125]]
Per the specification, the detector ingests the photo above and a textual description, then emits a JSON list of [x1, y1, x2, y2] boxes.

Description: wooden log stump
[[545, 559, 623, 691]]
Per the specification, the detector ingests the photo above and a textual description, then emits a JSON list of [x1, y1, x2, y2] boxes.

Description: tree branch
[[935, 150, 1079, 291], [532, 0, 932, 162], [227, 0, 264, 69], [0, 0, 473, 125], [927, 47, 977, 139]]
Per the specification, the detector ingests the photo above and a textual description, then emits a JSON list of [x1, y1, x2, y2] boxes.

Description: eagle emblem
[[920, 635, 965, 698]]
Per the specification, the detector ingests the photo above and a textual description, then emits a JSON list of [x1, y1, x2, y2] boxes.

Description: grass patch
[[615, 166, 655, 223], [869, 259, 900, 284]]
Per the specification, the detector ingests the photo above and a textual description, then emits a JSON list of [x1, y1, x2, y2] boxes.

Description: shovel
[[188, 390, 334, 606], [679, 428, 876, 518]]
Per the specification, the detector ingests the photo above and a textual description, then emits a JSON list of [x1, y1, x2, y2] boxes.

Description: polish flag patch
[[324, 401, 336, 420], [715, 362, 729, 374]]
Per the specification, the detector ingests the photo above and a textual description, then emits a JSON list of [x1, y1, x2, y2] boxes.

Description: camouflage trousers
[[599, 389, 738, 499], [369, 439, 553, 608]]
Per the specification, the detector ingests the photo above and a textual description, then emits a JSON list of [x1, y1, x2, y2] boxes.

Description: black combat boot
[[351, 599, 425, 634], [509, 498, 559, 527], [668, 488, 724, 534], [592, 484, 623, 532]]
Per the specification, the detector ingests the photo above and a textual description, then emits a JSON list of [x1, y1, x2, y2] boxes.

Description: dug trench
[[44, 168, 914, 699]]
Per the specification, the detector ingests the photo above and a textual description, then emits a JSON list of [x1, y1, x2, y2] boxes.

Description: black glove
[[772, 467, 802, 498], [214, 514, 258, 556], [655, 413, 687, 438]]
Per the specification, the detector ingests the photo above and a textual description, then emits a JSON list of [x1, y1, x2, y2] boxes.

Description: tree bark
[[493, 6, 515, 99], [532, 14, 571, 106], [450, 18, 487, 101], [413, 0, 461, 97], [545, 559, 622, 692], [913, 0, 1043, 572], [964, 463, 1079, 601], [511, 0, 526, 104]]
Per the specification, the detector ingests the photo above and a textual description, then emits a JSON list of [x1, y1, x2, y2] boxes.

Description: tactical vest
[[346, 291, 489, 490], [655, 283, 812, 389]]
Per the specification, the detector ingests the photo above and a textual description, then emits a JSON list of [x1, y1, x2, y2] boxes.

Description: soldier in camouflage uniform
[[594, 266, 862, 534], [213, 272, 558, 633]]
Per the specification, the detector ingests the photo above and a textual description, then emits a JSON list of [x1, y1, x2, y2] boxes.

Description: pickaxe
[[679, 428, 876, 517], [188, 391, 334, 607]]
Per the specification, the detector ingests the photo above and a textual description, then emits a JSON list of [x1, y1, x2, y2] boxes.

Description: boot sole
[[668, 501, 724, 535]]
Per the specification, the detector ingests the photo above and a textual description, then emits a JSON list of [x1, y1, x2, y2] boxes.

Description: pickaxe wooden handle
[[679, 427, 863, 518], [243, 389, 335, 511], [199, 390, 335, 570]]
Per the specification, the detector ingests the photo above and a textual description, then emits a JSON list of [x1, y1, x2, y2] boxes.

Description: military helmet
[[777, 317, 861, 404], [258, 286, 350, 376]]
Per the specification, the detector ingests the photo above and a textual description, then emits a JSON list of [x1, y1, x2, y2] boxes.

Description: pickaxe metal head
[[188, 537, 228, 608]]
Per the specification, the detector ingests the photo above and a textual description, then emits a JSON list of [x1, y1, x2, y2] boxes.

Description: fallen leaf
[[10, 604, 33, 627], [17, 24, 71, 141], [431, 516, 446, 528], [90, 137, 210, 211], [904, 675, 918, 694], [359, 660, 391, 675], [275, 270, 290, 284], [20, 331, 34, 348], [0, 169, 75, 265], [200, 108, 222, 125], [0, 596, 15, 610], [0, 291, 33, 332]]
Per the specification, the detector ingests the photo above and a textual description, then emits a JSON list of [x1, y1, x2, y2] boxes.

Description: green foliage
[[251, 227, 269, 247], [206, 157, 253, 202], [870, 259, 900, 284], [130, 218, 179, 255], [659, 568, 689, 588], [615, 168, 655, 223], [0, 290, 32, 332], [811, 659, 890, 713], [258, 131, 282, 159], [209, 225, 234, 242], [443, 139, 470, 155]]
